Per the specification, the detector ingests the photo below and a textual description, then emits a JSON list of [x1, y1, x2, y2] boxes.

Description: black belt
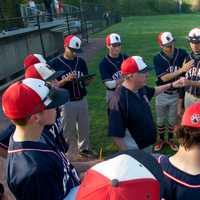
[[70, 96, 84, 102], [164, 90, 178, 95]]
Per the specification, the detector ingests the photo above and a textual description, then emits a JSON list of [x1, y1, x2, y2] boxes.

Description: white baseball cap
[[157, 32, 175, 47], [187, 28, 200, 43], [64, 35, 82, 53], [25, 63, 64, 81], [106, 33, 121, 46], [24, 54, 46, 69]]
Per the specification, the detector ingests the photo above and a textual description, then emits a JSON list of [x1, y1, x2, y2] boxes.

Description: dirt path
[[0, 37, 105, 200]]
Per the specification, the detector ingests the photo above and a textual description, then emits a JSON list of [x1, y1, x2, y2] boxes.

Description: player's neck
[[108, 52, 120, 58], [122, 81, 139, 92], [63, 52, 76, 60], [13, 124, 44, 142], [169, 146, 200, 175]]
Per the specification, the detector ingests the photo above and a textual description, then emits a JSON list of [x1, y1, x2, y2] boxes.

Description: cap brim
[[187, 37, 200, 44], [138, 67, 149, 73], [46, 70, 65, 81], [111, 42, 121, 47], [69, 47, 83, 53], [46, 87, 69, 109], [163, 39, 175, 47]]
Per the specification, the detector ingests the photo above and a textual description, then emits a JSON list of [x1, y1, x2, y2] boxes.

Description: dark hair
[[11, 118, 29, 126], [175, 125, 200, 149]]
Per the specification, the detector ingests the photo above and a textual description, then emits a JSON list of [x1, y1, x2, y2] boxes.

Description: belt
[[70, 96, 84, 102], [164, 90, 177, 95]]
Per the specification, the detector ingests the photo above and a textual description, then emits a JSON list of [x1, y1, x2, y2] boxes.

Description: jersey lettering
[[112, 71, 121, 80]]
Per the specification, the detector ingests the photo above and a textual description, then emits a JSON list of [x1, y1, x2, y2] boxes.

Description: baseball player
[[99, 33, 128, 102], [153, 32, 193, 152], [108, 56, 185, 152], [0, 62, 68, 157], [2, 78, 80, 200], [48, 35, 95, 158], [182, 28, 200, 108]]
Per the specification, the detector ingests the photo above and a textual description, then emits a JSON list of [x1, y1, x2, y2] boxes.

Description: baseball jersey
[[0, 109, 68, 153], [108, 85, 156, 149], [185, 53, 200, 96], [7, 135, 80, 200], [154, 48, 188, 87], [99, 54, 128, 90], [48, 55, 88, 101], [158, 155, 200, 200]]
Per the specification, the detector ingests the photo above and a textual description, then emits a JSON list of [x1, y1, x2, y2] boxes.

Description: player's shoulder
[[177, 48, 188, 56]]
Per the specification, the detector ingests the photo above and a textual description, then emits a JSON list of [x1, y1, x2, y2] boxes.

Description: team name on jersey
[[168, 65, 179, 73], [62, 70, 84, 79], [186, 67, 200, 79], [112, 71, 121, 80]]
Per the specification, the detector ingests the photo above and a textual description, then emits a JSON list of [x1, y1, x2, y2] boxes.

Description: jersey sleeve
[[99, 59, 112, 81], [108, 95, 126, 137], [153, 55, 167, 77], [79, 58, 88, 75], [145, 86, 155, 101]]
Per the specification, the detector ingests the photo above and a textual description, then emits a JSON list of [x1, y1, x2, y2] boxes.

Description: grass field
[[86, 14, 200, 157]]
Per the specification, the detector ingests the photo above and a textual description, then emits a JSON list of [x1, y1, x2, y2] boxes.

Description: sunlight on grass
[[87, 14, 200, 156]]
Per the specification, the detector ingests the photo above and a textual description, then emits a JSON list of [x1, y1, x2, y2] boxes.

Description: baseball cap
[[106, 33, 121, 46], [23, 54, 46, 69], [187, 27, 200, 44], [64, 35, 82, 53], [182, 102, 200, 128], [121, 56, 148, 75], [25, 63, 64, 81], [66, 150, 165, 200], [2, 78, 69, 120], [157, 32, 175, 47]]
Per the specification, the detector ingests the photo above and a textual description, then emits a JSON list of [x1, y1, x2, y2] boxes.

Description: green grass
[[87, 14, 200, 157]]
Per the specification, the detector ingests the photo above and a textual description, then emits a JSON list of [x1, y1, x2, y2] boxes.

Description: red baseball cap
[[25, 63, 64, 81], [106, 33, 121, 46], [23, 54, 46, 69], [66, 150, 164, 200], [157, 32, 175, 47], [2, 78, 69, 120], [182, 102, 200, 128], [121, 56, 148, 75], [64, 35, 82, 53]]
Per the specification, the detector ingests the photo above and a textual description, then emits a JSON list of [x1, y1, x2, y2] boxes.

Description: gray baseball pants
[[61, 98, 90, 152]]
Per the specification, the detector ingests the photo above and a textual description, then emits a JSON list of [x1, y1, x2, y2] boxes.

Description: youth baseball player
[[2, 78, 80, 200], [153, 32, 193, 151], [182, 28, 200, 108], [99, 33, 128, 102], [48, 35, 95, 158]]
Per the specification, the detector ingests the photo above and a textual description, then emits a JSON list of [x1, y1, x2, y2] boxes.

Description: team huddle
[[0, 27, 200, 199]]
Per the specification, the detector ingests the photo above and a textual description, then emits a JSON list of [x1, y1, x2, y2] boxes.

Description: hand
[[181, 59, 194, 73], [64, 74, 76, 82], [83, 76, 95, 86], [172, 77, 190, 88]]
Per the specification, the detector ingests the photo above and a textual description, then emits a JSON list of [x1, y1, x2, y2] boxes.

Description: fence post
[[36, 14, 46, 58], [65, 11, 70, 34]]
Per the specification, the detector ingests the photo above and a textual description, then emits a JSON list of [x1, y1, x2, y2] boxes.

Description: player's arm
[[112, 137, 129, 150], [57, 74, 77, 87], [108, 97, 128, 150], [0, 146, 7, 158], [154, 78, 185, 96], [160, 59, 194, 82], [104, 79, 123, 89]]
